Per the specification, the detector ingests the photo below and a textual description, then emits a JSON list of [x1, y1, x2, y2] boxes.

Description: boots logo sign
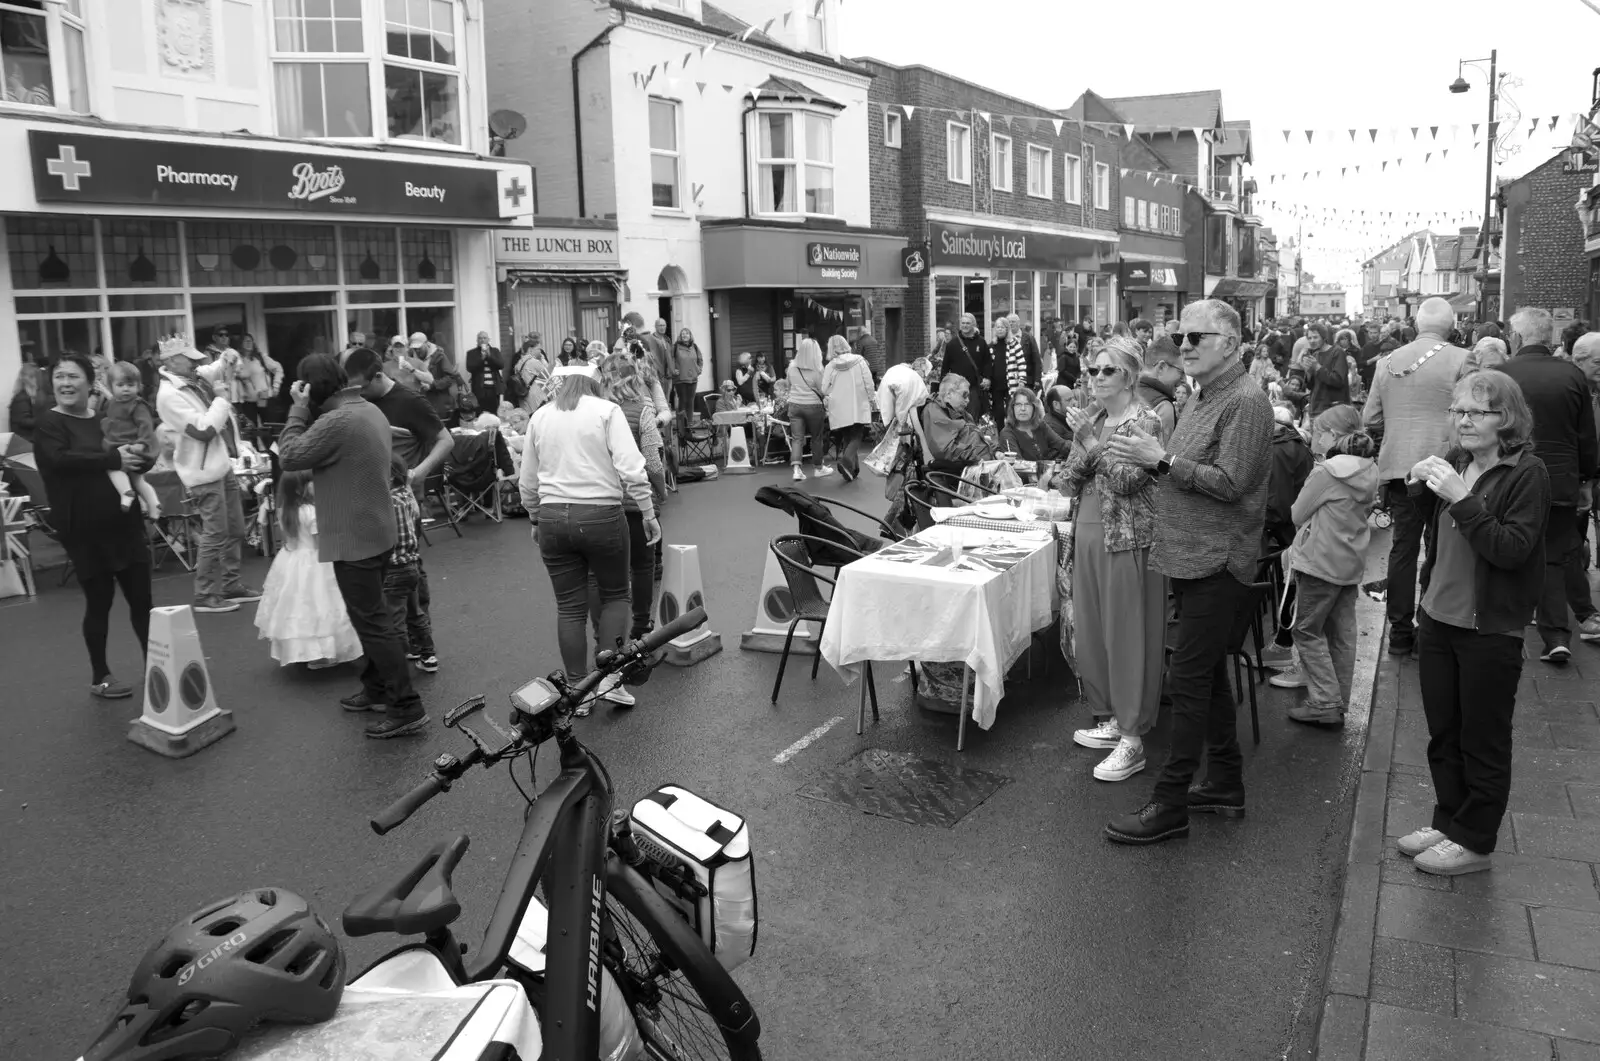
[[287, 162, 347, 203]]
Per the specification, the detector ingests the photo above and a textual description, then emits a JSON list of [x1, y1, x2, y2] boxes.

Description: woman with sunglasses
[[1399, 370, 1548, 876], [1055, 336, 1168, 783]]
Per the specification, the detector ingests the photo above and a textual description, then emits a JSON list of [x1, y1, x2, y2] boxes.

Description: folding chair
[[444, 427, 513, 526], [145, 470, 201, 572], [760, 413, 793, 464], [1, 451, 74, 585], [676, 394, 721, 464], [768, 534, 878, 730]]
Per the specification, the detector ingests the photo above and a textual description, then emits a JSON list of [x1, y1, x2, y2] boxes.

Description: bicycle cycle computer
[[510, 676, 561, 717]]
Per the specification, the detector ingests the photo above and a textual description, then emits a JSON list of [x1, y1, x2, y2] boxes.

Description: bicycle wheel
[[603, 883, 761, 1061]]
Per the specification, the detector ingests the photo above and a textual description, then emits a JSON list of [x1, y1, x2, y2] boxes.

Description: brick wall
[[1504, 153, 1591, 318]]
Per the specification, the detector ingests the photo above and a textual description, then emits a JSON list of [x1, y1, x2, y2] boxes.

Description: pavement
[[3, 463, 1380, 1061], [1313, 618, 1600, 1060]]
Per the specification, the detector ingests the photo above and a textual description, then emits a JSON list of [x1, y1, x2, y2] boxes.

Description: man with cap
[[415, 331, 461, 426], [382, 334, 433, 392], [155, 335, 260, 614]]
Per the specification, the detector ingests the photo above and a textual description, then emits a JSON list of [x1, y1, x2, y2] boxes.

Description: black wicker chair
[[769, 534, 877, 728]]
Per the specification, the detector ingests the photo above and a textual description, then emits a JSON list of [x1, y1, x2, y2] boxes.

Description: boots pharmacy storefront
[[0, 123, 531, 414], [926, 216, 1117, 339]]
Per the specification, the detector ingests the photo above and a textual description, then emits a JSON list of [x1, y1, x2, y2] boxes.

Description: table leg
[[857, 663, 868, 735], [957, 664, 970, 751]]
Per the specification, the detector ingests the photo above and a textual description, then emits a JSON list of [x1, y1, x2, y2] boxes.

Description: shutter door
[[727, 290, 775, 365], [510, 284, 575, 350]]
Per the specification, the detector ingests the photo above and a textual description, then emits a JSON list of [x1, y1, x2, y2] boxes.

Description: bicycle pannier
[[630, 785, 757, 971]]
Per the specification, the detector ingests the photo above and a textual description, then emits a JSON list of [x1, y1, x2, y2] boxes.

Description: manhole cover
[[797, 748, 1009, 828]]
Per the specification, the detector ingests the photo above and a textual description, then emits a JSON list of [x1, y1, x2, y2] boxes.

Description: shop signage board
[[928, 220, 1099, 271], [900, 244, 929, 278], [1120, 262, 1181, 289], [495, 227, 620, 268], [806, 241, 861, 281], [29, 129, 529, 222]]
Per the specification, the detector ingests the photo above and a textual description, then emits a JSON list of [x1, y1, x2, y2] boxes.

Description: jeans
[[1384, 479, 1427, 639], [1151, 570, 1248, 804], [832, 423, 865, 477], [382, 558, 435, 657], [1417, 611, 1522, 853], [79, 563, 152, 683], [1540, 504, 1586, 647], [333, 553, 423, 721], [1292, 573, 1359, 709], [539, 503, 630, 680], [190, 472, 246, 601], [588, 508, 655, 641], [673, 381, 697, 427], [788, 403, 827, 466]]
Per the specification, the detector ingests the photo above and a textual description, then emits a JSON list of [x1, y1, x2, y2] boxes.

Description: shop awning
[[1448, 290, 1477, 312], [702, 221, 907, 289], [506, 270, 625, 285], [1211, 278, 1270, 298]]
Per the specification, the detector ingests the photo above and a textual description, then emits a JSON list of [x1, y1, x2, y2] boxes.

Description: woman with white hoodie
[[820, 334, 876, 482]]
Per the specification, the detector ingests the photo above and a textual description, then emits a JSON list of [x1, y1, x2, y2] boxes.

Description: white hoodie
[[156, 362, 238, 488]]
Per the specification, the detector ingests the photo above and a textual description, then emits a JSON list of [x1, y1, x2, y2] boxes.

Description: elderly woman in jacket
[[820, 334, 876, 482], [1396, 370, 1549, 877], [1054, 336, 1168, 783], [921, 374, 995, 475]]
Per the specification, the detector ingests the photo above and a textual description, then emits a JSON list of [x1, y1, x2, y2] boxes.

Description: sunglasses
[[1180, 331, 1229, 348], [1085, 366, 1122, 378]]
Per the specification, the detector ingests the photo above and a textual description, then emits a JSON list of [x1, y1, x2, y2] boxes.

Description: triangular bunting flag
[[761, 18, 774, 33], [1441, 150, 1447, 159], [1124, 123, 1134, 139], [722, 84, 734, 93], [1305, 130, 1314, 143], [696, 81, 706, 95], [1120, 167, 1129, 178], [1396, 159, 1402, 169], [1193, 127, 1205, 141], [631, 72, 639, 87], [1550, 115, 1560, 131], [1489, 121, 1499, 136], [682, 52, 692, 69], [903, 105, 915, 118], [1411, 127, 1419, 139], [1425, 152, 1431, 162], [782, 11, 791, 24], [1382, 161, 1388, 171], [1283, 129, 1292, 142], [1370, 129, 1379, 141], [1341, 167, 1346, 177], [814, 0, 824, 12], [1051, 118, 1063, 134], [1429, 126, 1438, 139], [1349, 129, 1358, 141], [977, 110, 990, 123]]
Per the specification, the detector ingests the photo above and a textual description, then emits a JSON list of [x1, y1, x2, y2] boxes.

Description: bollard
[[739, 549, 818, 655], [657, 544, 722, 666], [128, 605, 236, 758]]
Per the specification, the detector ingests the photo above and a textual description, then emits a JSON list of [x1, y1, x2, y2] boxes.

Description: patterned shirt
[[1150, 359, 1274, 584], [390, 486, 420, 567]]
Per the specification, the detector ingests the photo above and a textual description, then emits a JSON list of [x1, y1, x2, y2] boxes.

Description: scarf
[[1004, 333, 1026, 395]]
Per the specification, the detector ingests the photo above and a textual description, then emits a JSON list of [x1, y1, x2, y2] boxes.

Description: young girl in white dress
[[254, 470, 362, 668]]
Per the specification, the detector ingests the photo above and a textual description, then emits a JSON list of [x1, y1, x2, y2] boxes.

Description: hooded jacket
[[1496, 344, 1598, 505], [672, 340, 704, 383], [820, 351, 876, 428], [1266, 421, 1313, 545], [1134, 373, 1178, 443], [1286, 453, 1379, 585], [920, 398, 995, 474]]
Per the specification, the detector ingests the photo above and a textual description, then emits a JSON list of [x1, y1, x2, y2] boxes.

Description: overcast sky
[[842, 0, 1599, 294]]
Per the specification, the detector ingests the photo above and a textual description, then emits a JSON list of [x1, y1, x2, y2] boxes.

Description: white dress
[[254, 503, 363, 666]]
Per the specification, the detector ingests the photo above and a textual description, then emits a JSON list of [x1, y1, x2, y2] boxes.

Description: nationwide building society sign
[[807, 241, 861, 281]]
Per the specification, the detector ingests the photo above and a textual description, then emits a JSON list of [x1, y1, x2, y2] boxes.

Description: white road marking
[[772, 716, 845, 764]]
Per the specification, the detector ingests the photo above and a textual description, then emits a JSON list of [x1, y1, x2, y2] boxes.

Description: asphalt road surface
[[1, 465, 1378, 1061]]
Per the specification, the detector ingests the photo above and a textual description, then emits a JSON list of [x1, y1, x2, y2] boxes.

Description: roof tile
[[1100, 90, 1223, 129]]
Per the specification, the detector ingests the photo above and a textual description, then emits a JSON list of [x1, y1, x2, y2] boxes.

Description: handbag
[[862, 423, 901, 477]]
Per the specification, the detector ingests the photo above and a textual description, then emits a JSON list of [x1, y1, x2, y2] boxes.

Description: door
[[511, 284, 576, 353], [883, 307, 902, 366], [580, 303, 613, 349], [191, 299, 247, 354]]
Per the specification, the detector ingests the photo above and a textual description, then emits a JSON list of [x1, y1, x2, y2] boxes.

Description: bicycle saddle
[[343, 834, 469, 938]]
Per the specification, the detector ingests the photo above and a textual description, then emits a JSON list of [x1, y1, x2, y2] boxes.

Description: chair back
[[771, 534, 852, 617], [903, 480, 939, 532], [1228, 582, 1275, 653]]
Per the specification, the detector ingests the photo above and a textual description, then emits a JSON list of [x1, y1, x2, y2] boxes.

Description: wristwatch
[[1155, 454, 1173, 476]]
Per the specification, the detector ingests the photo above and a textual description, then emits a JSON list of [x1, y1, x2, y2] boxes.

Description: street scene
[[3, 1, 1600, 1060]]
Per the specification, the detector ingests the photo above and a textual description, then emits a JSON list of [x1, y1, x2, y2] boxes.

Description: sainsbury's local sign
[[929, 220, 1100, 271]]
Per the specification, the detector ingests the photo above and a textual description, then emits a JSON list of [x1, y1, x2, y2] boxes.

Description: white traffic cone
[[658, 544, 722, 665], [127, 605, 236, 758], [739, 549, 818, 655], [723, 423, 754, 474]]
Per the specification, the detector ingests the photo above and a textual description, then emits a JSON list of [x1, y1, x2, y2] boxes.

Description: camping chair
[[769, 534, 878, 729], [676, 393, 721, 464], [754, 485, 898, 571], [444, 427, 514, 526], [1228, 581, 1275, 745], [0, 449, 73, 585], [760, 412, 793, 464], [145, 469, 201, 572]]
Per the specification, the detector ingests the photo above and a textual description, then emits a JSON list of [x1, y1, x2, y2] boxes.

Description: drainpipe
[[740, 101, 757, 218], [571, 24, 615, 218]]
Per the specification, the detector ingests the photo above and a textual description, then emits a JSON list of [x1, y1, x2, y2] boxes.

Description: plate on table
[[972, 502, 1019, 519]]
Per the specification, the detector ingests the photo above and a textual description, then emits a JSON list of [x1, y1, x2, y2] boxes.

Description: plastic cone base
[[128, 709, 236, 758], [663, 629, 723, 666]]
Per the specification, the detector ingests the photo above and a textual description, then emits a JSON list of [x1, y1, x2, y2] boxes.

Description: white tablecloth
[[819, 524, 1058, 729]]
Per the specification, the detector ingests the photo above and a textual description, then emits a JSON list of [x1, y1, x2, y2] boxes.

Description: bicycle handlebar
[[640, 607, 707, 653], [371, 774, 446, 835]]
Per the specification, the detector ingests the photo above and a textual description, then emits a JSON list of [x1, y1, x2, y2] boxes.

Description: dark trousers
[[333, 553, 423, 720], [539, 503, 630, 680], [589, 508, 654, 641], [1417, 612, 1521, 853], [382, 558, 435, 657], [79, 562, 152, 683], [673, 381, 697, 427], [1151, 570, 1248, 804], [1384, 478, 1428, 638], [1572, 508, 1597, 621], [832, 423, 865, 477], [1540, 505, 1590, 647]]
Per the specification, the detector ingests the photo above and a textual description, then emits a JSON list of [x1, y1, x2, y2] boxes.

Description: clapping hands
[[1104, 424, 1166, 469]]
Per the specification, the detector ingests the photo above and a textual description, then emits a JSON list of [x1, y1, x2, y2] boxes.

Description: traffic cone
[[723, 423, 754, 474], [128, 605, 236, 758], [739, 549, 818, 655], [658, 544, 722, 666]]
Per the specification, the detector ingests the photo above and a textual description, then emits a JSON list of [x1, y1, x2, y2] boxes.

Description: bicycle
[[346, 605, 762, 1060]]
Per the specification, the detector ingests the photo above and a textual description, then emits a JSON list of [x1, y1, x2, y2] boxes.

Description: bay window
[[383, 0, 459, 144], [0, 0, 89, 113], [753, 110, 834, 217]]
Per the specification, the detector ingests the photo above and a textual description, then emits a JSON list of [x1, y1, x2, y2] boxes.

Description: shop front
[[1118, 261, 1184, 326], [495, 221, 624, 355], [1209, 278, 1272, 329], [924, 214, 1117, 348], [0, 121, 531, 427], [1116, 174, 1188, 326], [701, 220, 906, 382]]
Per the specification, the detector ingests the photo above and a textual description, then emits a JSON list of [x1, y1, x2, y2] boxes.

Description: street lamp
[[1451, 50, 1499, 322]]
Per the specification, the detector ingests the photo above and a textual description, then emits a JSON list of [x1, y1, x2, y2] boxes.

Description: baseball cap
[[158, 335, 206, 361], [408, 331, 428, 348], [388, 334, 407, 348]]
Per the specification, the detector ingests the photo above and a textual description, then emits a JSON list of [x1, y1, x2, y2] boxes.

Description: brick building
[[860, 58, 1122, 362], [1497, 147, 1594, 325]]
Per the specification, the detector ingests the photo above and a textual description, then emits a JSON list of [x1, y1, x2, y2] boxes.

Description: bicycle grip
[[640, 607, 707, 652], [371, 774, 445, 835]]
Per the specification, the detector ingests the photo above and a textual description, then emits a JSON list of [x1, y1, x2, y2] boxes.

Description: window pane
[[430, 0, 454, 64], [759, 164, 795, 213], [323, 63, 371, 136], [7, 215, 96, 291], [0, 9, 54, 106], [804, 115, 831, 163], [306, 0, 333, 18], [421, 70, 458, 143], [343, 225, 398, 285], [385, 65, 459, 143], [18, 317, 101, 365], [276, 62, 371, 138], [992, 273, 1012, 319], [805, 165, 833, 214], [400, 227, 453, 285], [806, 15, 825, 50], [651, 155, 679, 209], [103, 219, 182, 288], [333, 19, 363, 51], [759, 113, 791, 160], [334, 0, 362, 15], [305, 19, 334, 52], [648, 99, 676, 151], [62, 24, 87, 112]]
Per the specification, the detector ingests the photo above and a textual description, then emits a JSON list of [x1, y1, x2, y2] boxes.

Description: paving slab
[[1384, 795, 1430, 838], [1571, 784, 1600, 820], [1524, 699, 1600, 724], [1559, 1038, 1600, 1061], [1512, 813, 1600, 861], [1454, 951, 1600, 1042], [1376, 883, 1536, 959], [1550, 722, 1600, 752], [1451, 852, 1600, 911], [1536, 678, 1600, 701], [1368, 936, 1455, 1016], [1508, 778, 1586, 818], [1532, 906, 1600, 971], [1514, 749, 1600, 785], [1363, 1002, 1552, 1061], [1382, 854, 1452, 892], [1315, 994, 1368, 1061]]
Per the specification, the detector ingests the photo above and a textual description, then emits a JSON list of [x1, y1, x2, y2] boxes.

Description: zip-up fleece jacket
[[155, 364, 237, 488], [1286, 453, 1378, 585]]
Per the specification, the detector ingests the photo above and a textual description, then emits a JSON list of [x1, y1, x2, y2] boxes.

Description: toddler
[[254, 470, 362, 668], [100, 361, 161, 519], [1272, 406, 1379, 726], [384, 454, 438, 672]]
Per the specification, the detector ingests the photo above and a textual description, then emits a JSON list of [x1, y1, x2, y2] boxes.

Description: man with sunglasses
[[1101, 299, 1275, 845]]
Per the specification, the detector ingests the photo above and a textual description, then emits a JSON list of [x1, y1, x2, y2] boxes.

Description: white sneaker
[[792, 465, 806, 482], [1396, 827, 1447, 858], [1072, 717, 1121, 750], [1269, 667, 1308, 689], [598, 674, 636, 707], [1093, 738, 1147, 782], [1414, 839, 1492, 876], [1259, 644, 1295, 670], [813, 465, 836, 477]]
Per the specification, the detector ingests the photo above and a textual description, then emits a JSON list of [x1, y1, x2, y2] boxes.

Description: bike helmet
[[81, 888, 345, 1061]]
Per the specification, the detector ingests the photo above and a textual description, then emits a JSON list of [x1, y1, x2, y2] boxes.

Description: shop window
[[884, 111, 901, 148], [947, 121, 970, 184], [400, 227, 453, 286], [102, 219, 182, 289], [1026, 145, 1050, 199], [187, 221, 338, 288], [1063, 154, 1081, 204], [107, 314, 187, 362], [7, 214, 96, 290], [17, 316, 99, 363], [649, 97, 682, 209], [990, 134, 1011, 192], [752, 110, 834, 216], [1094, 162, 1111, 211], [343, 225, 398, 284], [0, 0, 89, 113], [991, 272, 1012, 319]]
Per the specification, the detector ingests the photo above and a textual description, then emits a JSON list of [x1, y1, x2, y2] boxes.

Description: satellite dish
[[489, 110, 527, 156]]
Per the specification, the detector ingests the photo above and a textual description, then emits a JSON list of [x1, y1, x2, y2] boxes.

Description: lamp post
[[1451, 49, 1499, 323]]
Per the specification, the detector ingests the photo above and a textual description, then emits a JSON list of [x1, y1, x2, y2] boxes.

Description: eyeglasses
[[1449, 407, 1502, 423], [1085, 366, 1121, 378], [1180, 331, 1230, 348]]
